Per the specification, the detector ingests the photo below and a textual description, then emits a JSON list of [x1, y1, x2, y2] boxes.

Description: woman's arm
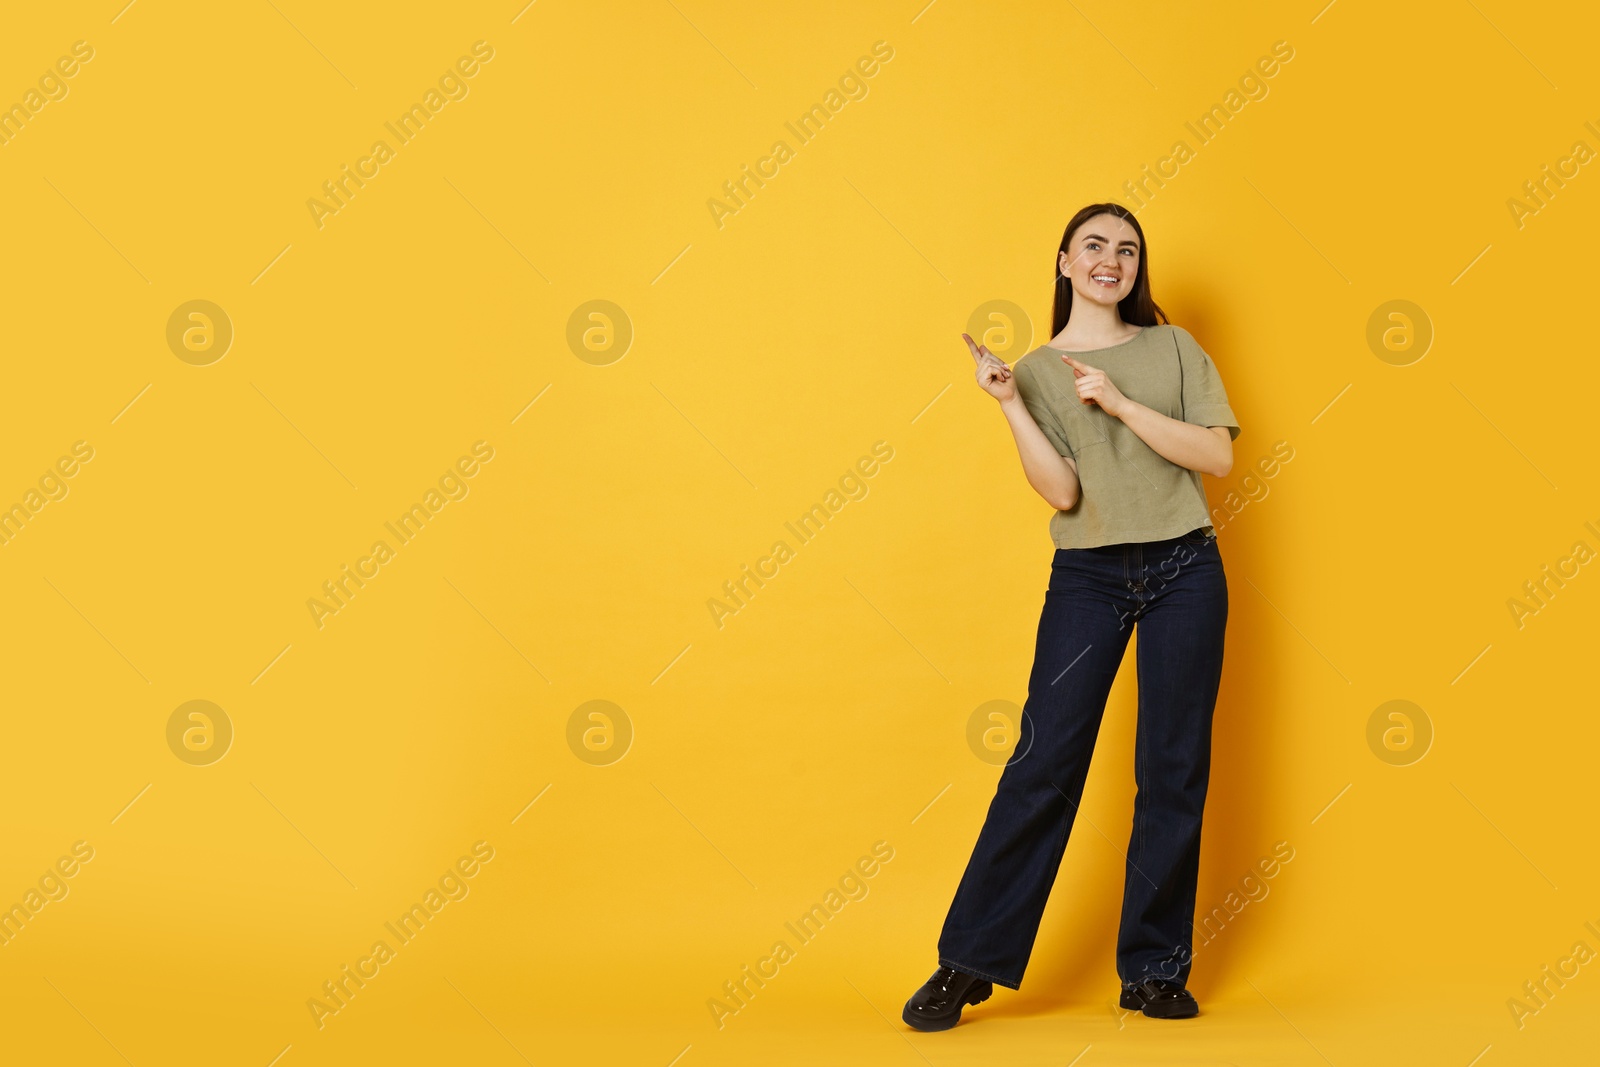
[[1059, 353, 1233, 477], [999, 394, 1081, 509], [962, 333, 1081, 510], [1113, 403, 1233, 478]]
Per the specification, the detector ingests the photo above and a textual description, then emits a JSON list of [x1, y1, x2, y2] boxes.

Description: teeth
[[1093, 276, 1118, 283]]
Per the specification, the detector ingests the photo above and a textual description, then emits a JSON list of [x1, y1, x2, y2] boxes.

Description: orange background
[[2, 2, 1597, 1064]]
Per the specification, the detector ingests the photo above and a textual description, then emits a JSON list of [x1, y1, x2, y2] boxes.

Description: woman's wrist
[[1108, 396, 1142, 421]]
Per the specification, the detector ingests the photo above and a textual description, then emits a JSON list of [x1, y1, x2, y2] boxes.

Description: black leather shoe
[[1119, 977, 1199, 1018], [902, 966, 993, 1031]]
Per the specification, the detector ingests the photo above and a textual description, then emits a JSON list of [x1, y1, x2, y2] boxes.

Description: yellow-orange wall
[[2, 3, 1597, 1064]]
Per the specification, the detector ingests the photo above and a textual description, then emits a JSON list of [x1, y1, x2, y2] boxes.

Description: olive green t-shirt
[[1012, 323, 1240, 550]]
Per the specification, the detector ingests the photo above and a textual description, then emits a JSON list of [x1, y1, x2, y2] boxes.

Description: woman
[[903, 203, 1239, 1030]]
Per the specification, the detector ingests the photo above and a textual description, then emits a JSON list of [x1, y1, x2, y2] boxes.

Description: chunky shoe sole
[[902, 980, 992, 1032], [1119, 984, 1198, 1019]]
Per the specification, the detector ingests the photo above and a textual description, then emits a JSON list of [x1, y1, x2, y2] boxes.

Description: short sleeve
[[1013, 357, 1074, 459], [1174, 327, 1240, 441]]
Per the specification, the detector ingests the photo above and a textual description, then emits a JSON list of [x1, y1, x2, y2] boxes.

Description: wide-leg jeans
[[937, 526, 1228, 991]]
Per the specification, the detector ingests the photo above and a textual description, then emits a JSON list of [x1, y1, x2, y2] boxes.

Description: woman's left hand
[[1061, 354, 1131, 418]]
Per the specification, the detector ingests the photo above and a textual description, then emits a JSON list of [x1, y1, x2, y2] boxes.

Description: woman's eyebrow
[[1080, 233, 1139, 249]]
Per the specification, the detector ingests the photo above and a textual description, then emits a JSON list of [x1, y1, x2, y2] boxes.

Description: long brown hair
[[1051, 203, 1168, 336]]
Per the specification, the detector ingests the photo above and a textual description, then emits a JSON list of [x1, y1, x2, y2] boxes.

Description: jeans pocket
[[1181, 527, 1215, 546]]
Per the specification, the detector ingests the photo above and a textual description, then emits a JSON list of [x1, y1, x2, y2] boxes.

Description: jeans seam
[[1135, 701, 1147, 859]]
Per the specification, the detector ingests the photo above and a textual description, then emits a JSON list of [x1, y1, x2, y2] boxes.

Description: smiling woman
[[909, 203, 1244, 1030]]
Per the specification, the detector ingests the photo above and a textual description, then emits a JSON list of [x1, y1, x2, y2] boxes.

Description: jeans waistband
[[1067, 527, 1212, 554]]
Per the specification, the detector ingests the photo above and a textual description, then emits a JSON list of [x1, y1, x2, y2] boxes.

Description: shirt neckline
[[1042, 325, 1151, 355]]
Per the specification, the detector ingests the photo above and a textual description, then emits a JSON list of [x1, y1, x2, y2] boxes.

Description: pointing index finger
[[965, 333, 1010, 369], [1061, 353, 1094, 375]]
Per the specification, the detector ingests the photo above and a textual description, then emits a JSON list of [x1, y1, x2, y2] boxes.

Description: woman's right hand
[[962, 332, 1015, 404]]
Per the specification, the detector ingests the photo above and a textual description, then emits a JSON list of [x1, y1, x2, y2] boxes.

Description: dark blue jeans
[[938, 526, 1228, 991]]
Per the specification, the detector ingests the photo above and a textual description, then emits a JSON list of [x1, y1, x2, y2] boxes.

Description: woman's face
[[1059, 214, 1141, 308]]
